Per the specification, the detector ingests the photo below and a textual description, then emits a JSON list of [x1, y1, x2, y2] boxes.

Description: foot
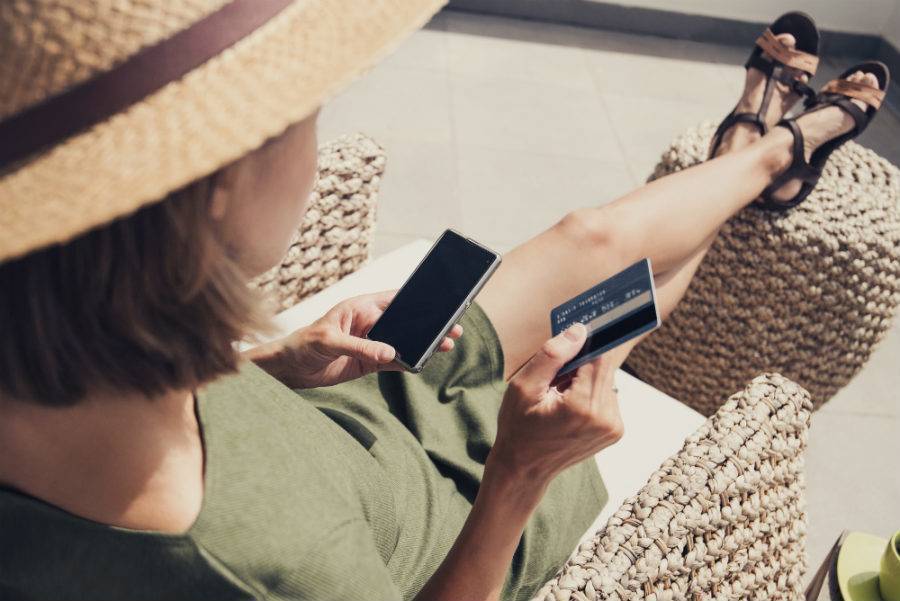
[[766, 70, 878, 203], [713, 33, 809, 157]]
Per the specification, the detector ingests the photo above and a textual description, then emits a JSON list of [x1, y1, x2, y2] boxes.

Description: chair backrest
[[531, 373, 813, 601]]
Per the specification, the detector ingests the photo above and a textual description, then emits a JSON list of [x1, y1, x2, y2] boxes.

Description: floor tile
[[451, 74, 624, 162], [319, 64, 453, 145], [805, 411, 900, 572], [444, 12, 595, 90], [600, 93, 716, 182], [370, 231, 426, 259], [378, 14, 450, 72], [456, 143, 633, 247], [821, 318, 900, 418], [374, 136, 464, 240], [579, 30, 741, 104]]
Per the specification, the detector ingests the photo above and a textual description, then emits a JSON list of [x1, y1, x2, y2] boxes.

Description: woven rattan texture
[[626, 122, 900, 416], [249, 134, 384, 311], [531, 373, 812, 601], [0, 0, 445, 262]]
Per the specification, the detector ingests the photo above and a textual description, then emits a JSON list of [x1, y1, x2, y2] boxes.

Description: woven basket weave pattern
[[531, 373, 812, 601], [0, 0, 445, 262], [0, 1, 224, 119], [626, 121, 900, 415], [249, 133, 384, 311]]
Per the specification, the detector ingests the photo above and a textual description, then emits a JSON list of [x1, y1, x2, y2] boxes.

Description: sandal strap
[[759, 119, 819, 210], [819, 94, 869, 135], [781, 119, 807, 173], [820, 78, 885, 109], [744, 44, 817, 107], [755, 28, 819, 76], [708, 111, 767, 159], [793, 80, 818, 107]]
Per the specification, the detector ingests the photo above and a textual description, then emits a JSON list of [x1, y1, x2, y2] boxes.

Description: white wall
[[610, 0, 899, 37]]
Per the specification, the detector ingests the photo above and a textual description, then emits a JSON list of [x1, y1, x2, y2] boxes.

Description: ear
[[208, 163, 240, 221]]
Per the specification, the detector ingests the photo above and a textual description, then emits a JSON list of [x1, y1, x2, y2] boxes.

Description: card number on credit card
[[551, 258, 660, 378]]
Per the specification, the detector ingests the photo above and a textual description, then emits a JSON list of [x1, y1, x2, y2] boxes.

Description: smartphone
[[366, 229, 501, 372]]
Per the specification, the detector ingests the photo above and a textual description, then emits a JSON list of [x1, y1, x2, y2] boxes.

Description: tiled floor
[[319, 10, 900, 576]]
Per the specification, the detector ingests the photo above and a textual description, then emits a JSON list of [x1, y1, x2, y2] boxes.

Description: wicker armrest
[[531, 374, 813, 601], [249, 133, 385, 311]]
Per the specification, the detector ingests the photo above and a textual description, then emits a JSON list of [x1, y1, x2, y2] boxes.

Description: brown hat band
[[0, 0, 295, 170]]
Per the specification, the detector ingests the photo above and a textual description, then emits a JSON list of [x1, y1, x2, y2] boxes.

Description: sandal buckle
[[792, 80, 817, 107]]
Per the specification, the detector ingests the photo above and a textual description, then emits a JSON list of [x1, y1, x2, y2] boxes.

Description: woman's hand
[[414, 323, 624, 601], [489, 322, 624, 484], [247, 290, 463, 389]]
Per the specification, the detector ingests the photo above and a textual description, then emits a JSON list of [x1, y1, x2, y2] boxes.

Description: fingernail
[[378, 346, 395, 362], [565, 322, 586, 340]]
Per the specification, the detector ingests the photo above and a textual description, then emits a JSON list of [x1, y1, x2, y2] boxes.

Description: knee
[[556, 207, 619, 253]]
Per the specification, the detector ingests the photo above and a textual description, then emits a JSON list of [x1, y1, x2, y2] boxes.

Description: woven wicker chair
[[249, 133, 385, 310], [532, 373, 812, 601]]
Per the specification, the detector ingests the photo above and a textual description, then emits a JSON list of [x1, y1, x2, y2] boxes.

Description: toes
[[846, 70, 879, 111], [765, 33, 808, 86], [861, 72, 879, 88], [774, 32, 797, 50]]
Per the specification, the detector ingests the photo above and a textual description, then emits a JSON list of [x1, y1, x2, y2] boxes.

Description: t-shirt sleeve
[[280, 518, 403, 601]]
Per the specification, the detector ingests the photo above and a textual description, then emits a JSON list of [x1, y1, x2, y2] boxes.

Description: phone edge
[[408, 246, 502, 371], [366, 230, 503, 373]]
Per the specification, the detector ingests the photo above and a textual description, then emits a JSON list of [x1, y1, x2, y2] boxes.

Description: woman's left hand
[[247, 290, 463, 389]]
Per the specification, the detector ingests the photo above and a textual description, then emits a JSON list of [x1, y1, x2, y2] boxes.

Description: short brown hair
[[0, 175, 269, 406]]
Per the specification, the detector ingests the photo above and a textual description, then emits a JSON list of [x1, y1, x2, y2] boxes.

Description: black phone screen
[[367, 230, 498, 368]]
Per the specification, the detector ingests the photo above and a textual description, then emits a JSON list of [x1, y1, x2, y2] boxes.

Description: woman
[[0, 2, 888, 600]]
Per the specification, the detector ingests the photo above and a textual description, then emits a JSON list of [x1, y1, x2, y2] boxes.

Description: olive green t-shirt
[[0, 304, 607, 601]]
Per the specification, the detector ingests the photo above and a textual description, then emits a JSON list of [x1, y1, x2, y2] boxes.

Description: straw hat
[[0, 0, 446, 263]]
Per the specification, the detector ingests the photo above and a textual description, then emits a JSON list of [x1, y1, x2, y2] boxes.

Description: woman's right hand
[[489, 323, 624, 484], [415, 323, 625, 601]]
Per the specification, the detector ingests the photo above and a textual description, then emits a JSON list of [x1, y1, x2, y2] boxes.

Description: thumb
[[514, 323, 587, 394], [328, 333, 396, 364]]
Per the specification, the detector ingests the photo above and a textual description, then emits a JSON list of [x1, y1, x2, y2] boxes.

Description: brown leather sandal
[[758, 61, 890, 211], [708, 12, 819, 159]]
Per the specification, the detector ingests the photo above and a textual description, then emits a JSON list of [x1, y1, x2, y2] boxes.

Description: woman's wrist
[[482, 444, 553, 510]]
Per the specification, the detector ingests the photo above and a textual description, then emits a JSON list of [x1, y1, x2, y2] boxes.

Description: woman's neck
[[0, 387, 205, 533]]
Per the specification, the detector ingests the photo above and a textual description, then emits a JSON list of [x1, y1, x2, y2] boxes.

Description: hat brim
[[0, 0, 446, 262], [838, 531, 888, 601]]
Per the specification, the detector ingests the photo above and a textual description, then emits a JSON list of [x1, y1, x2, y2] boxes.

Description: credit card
[[551, 258, 660, 378]]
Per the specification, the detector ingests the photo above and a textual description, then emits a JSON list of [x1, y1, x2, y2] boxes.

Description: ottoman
[[626, 122, 900, 415]]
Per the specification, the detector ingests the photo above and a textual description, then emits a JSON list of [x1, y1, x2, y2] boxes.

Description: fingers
[[326, 332, 396, 364], [564, 362, 595, 405], [437, 338, 455, 352], [372, 289, 398, 310], [436, 324, 464, 353], [514, 323, 587, 397]]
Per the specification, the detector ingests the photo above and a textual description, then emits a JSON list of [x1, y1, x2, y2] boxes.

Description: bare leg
[[477, 131, 791, 378], [478, 60, 876, 379]]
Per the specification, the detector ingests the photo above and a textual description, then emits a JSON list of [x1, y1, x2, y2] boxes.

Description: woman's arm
[[413, 454, 549, 601], [415, 324, 624, 601]]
